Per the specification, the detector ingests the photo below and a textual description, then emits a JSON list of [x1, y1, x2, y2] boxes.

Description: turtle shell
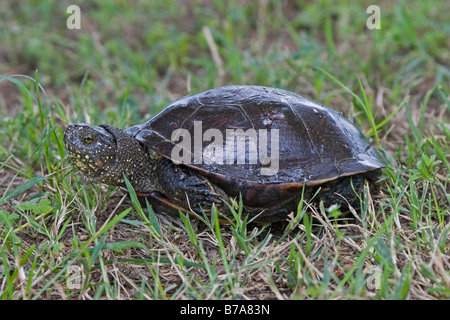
[[125, 85, 384, 208]]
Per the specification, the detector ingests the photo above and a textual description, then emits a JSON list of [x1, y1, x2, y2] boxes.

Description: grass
[[0, 0, 449, 300]]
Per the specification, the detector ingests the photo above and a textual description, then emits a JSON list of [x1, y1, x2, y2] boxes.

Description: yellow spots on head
[[85, 155, 90, 159], [74, 160, 88, 171]]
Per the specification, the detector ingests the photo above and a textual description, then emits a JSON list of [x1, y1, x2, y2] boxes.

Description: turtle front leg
[[155, 158, 230, 214], [123, 188, 189, 216]]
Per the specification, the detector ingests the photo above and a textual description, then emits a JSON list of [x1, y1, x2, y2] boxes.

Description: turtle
[[63, 85, 385, 223]]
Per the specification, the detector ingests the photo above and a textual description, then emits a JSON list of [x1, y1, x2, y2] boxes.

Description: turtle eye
[[82, 133, 96, 144]]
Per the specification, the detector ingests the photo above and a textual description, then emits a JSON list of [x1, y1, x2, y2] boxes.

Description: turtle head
[[64, 123, 118, 179], [64, 123, 154, 190]]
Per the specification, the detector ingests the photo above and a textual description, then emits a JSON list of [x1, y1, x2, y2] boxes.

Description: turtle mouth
[[63, 124, 84, 158]]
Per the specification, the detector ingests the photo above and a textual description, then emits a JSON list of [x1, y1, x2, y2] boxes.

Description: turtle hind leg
[[313, 173, 375, 211], [155, 158, 230, 215]]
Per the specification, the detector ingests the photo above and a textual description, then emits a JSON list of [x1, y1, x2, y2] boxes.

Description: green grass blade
[[2, 176, 47, 202]]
